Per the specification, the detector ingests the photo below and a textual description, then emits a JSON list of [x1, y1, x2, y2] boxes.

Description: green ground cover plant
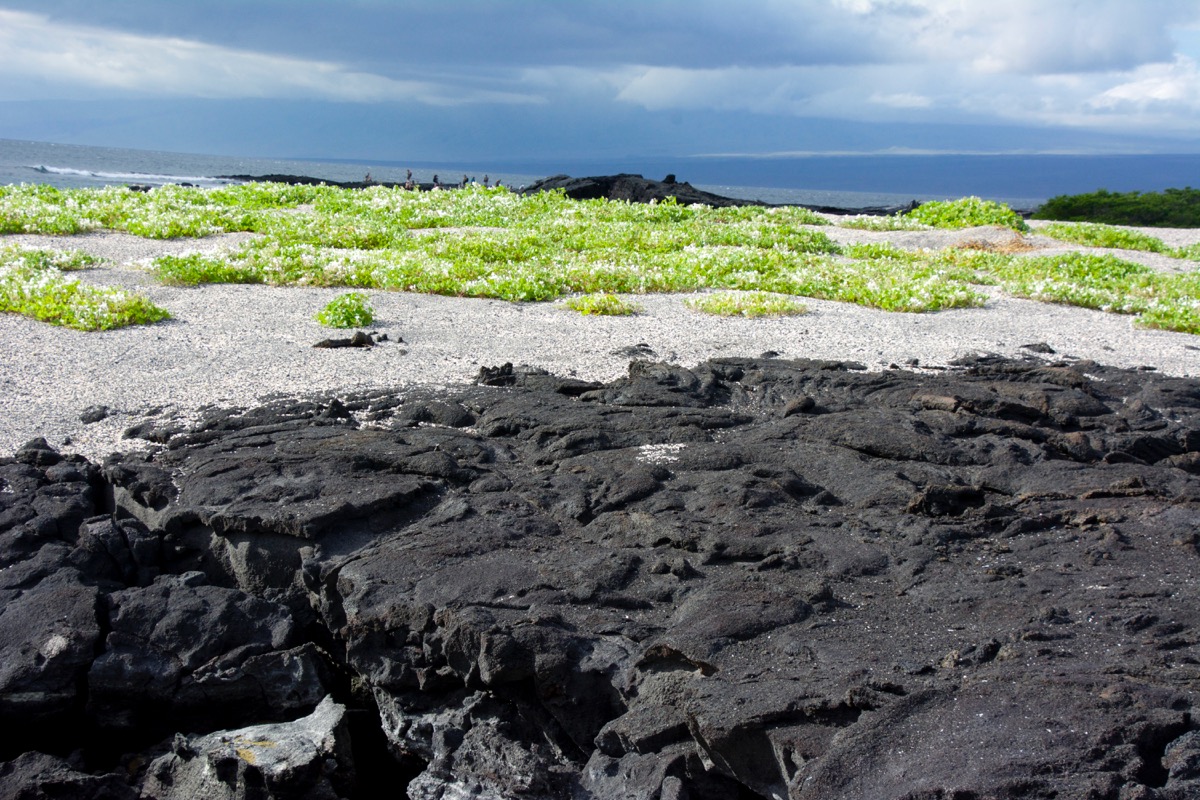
[[1036, 222, 1169, 254], [0, 245, 170, 330], [686, 291, 807, 317], [1033, 188, 1200, 228], [316, 291, 374, 327], [564, 293, 642, 315], [1, 182, 1197, 334], [978, 251, 1200, 334], [903, 196, 1029, 231], [836, 214, 932, 231], [1035, 221, 1200, 261]]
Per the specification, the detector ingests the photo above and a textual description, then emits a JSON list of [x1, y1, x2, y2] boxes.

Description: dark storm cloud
[[1, 1, 1198, 158]]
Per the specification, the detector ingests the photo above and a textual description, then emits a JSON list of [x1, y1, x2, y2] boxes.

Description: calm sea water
[[0, 139, 544, 195], [3, 138, 1199, 211]]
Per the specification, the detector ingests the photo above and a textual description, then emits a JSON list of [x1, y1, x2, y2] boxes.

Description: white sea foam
[[31, 164, 234, 186]]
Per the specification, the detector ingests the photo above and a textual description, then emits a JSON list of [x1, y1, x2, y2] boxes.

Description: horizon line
[[685, 147, 1200, 158]]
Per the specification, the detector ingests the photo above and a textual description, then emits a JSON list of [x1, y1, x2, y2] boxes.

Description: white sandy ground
[[3, 219, 1200, 461]]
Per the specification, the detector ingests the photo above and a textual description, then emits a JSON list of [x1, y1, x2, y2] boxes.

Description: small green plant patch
[[563, 293, 641, 315], [1036, 222, 1168, 254], [686, 291, 807, 317], [154, 253, 264, 286], [1136, 271, 1200, 333], [982, 251, 1200, 332], [837, 214, 931, 232], [316, 291, 374, 327], [0, 246, 170, 330], [1174, 243, 1200, 261], [905, 197, 1028, 231]]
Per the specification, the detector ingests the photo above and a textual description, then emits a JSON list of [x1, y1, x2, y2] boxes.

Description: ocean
[[3, 138, 1199, 212]]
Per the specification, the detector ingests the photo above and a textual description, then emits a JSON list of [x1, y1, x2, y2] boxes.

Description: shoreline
[[220, 171, 1026, 216]]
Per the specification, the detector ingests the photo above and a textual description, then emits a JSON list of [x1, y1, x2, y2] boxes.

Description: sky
[[2, 0, 1200, 163]]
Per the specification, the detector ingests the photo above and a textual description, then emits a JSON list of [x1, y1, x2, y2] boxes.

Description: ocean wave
[[28, 164, 233, 186]]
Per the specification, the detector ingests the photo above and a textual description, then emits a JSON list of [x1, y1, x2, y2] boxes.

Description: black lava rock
[[3, 357, 1200, 799]]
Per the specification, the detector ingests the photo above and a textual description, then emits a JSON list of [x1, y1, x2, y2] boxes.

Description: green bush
[[1033, 188, 1200, 228], [905, 197, 1028, 231], [0, 246, 170, 330], [316, 291, 374, 327]]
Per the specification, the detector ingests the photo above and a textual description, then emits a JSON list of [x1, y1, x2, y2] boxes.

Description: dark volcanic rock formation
[[217, 171, 928, 214], [3, 357, 1200, 799], [518, 173, 761, 207], [518, 173, 930, 215]]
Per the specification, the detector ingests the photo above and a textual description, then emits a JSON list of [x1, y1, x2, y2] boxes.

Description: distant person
[[483, 175, 489, 187], [432, 174, 440, 188], [461, 174, 469, 188]]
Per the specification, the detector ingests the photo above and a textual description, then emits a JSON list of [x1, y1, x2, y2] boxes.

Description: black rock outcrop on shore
[[218, 173, 420, 191], [3, 356, 1200, 799], [518, 174, 934, 215], [214, 172, 928, 214], [516, 173, 762, 208]]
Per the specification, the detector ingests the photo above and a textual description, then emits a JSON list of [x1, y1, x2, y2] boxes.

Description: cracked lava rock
[[2, 355, 1199, 799]]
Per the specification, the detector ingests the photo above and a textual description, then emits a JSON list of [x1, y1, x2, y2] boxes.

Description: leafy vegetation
[[154, 253, 263, 286], [316, 291, 374, 327], [1032, 188, 1200, 228], [903, 196, 1029, 231], [0, 245, 170, 330], [976, 251, 1200, 334], [836, 214, 931, 231], [686, 291, 808, 317], [1, 181, 1197, 334], [563, 293, 642, 315], [1036, 222, 1169, 254]]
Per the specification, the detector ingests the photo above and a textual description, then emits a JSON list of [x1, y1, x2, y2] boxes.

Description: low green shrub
[[316, 291, 374, 327], [905, 197, 1028, 231], [154, 253, 263, 286], [1033, 188, 1200, 227], [1037, 222, 1167, 253], [0, 246, 170, 330]]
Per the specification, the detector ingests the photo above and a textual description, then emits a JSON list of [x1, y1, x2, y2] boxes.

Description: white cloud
[[0, 9, 539, 105], [873, 0, 1196, 75], [596, 0, 1200, 137], [1091, 56, 1200, 110], [5, 1, 1200, 148]]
